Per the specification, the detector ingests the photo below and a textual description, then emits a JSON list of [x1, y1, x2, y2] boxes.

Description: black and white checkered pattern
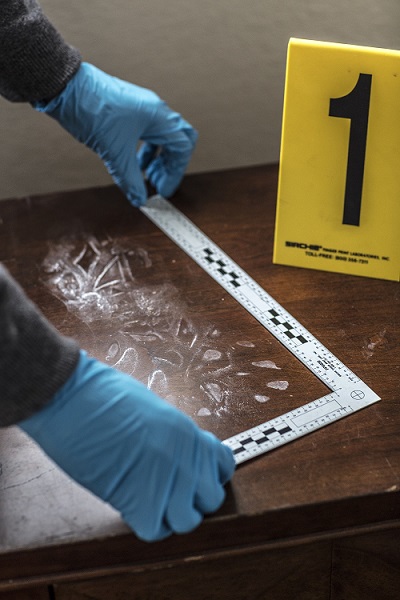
[[267, 309, 308, 346], [203, 248, 242, 288], [232, 423, 293, 456], [202, 249, 308, 345]]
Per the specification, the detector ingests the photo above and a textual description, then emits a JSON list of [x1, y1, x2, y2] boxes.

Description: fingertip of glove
[[201, 431, 236, 483], [220, 443, 236, 483], [168, 509, 203, 536], [157, 181, 179, 199], [126, 191, 147, 208], [185, 126, 199, 146], [146, 168, 180, 200], [137, 142, 158, 170], [128, 520, 173, 543]]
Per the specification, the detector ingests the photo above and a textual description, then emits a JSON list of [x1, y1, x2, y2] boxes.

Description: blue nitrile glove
[[33, 63, 198, 207], [19, 351, 234, 541]]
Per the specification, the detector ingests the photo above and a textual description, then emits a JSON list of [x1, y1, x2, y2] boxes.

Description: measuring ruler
[[141, 195, 380, 465]]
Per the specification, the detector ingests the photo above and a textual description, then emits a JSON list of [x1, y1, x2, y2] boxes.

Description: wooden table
[[0, 165, 399, 599]]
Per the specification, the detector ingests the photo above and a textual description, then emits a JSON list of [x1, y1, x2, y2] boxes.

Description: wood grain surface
[[0, 165, 399, 592]]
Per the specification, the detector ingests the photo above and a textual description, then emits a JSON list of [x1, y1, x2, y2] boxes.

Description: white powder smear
[[267, 380, 289, 390], [252, 360, 281, 369], [203, 349, 222, 361], [255, 395, 270, 403], [202, 382, 223, 403], [197, 407, 212, 416], [147, 369, 168, 395], [42, 236, 152, 324], [113, 348, 138, 374], [106, 342, 119, 360], [42, 235, 287, 421]]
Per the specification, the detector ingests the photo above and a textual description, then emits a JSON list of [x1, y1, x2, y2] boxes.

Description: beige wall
[[0, 0, 399, 199]]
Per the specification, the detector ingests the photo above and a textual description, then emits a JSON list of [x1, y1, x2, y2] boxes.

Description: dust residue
[[362, 329, 388, 359], [197, 407, 212, 417], [202, 382, 224, 403], [255, 395, 270, 403], [267, 380, 289, 391], [203, 349, 223, 362], [42, 235, 289, 420], [42, 236, 152, 324], [252, 360, 281, 369]]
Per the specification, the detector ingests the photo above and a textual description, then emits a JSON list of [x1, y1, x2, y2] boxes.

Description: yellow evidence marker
[[273, 38, 400, 282]]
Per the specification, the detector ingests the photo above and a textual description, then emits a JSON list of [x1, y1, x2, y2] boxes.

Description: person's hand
[[19, 351, 234, 541], [33, 63, 198, 207]]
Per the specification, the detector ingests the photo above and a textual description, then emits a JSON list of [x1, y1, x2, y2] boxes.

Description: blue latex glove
[[19, 351, 235, 541], [33, 63, 198, 207]]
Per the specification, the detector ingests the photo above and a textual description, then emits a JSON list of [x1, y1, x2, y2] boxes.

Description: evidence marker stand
[[273, 38, 400, 282]]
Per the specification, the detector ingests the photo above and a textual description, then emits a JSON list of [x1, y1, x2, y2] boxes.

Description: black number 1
[[329, 73, 372, 226]]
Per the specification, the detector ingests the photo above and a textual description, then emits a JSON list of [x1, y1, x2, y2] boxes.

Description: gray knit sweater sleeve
[[0, 0, 81, 102], [0, 1, 81, 426], [0, 265, 80, 426]]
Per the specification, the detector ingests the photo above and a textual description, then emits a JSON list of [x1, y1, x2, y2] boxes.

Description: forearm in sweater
[[0, 264, 80, 426], [0, 0, 81, 102]]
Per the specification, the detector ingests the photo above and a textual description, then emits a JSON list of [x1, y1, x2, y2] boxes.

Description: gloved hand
[[33, 63, 198, 207], [19, 351, 235, 541]]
